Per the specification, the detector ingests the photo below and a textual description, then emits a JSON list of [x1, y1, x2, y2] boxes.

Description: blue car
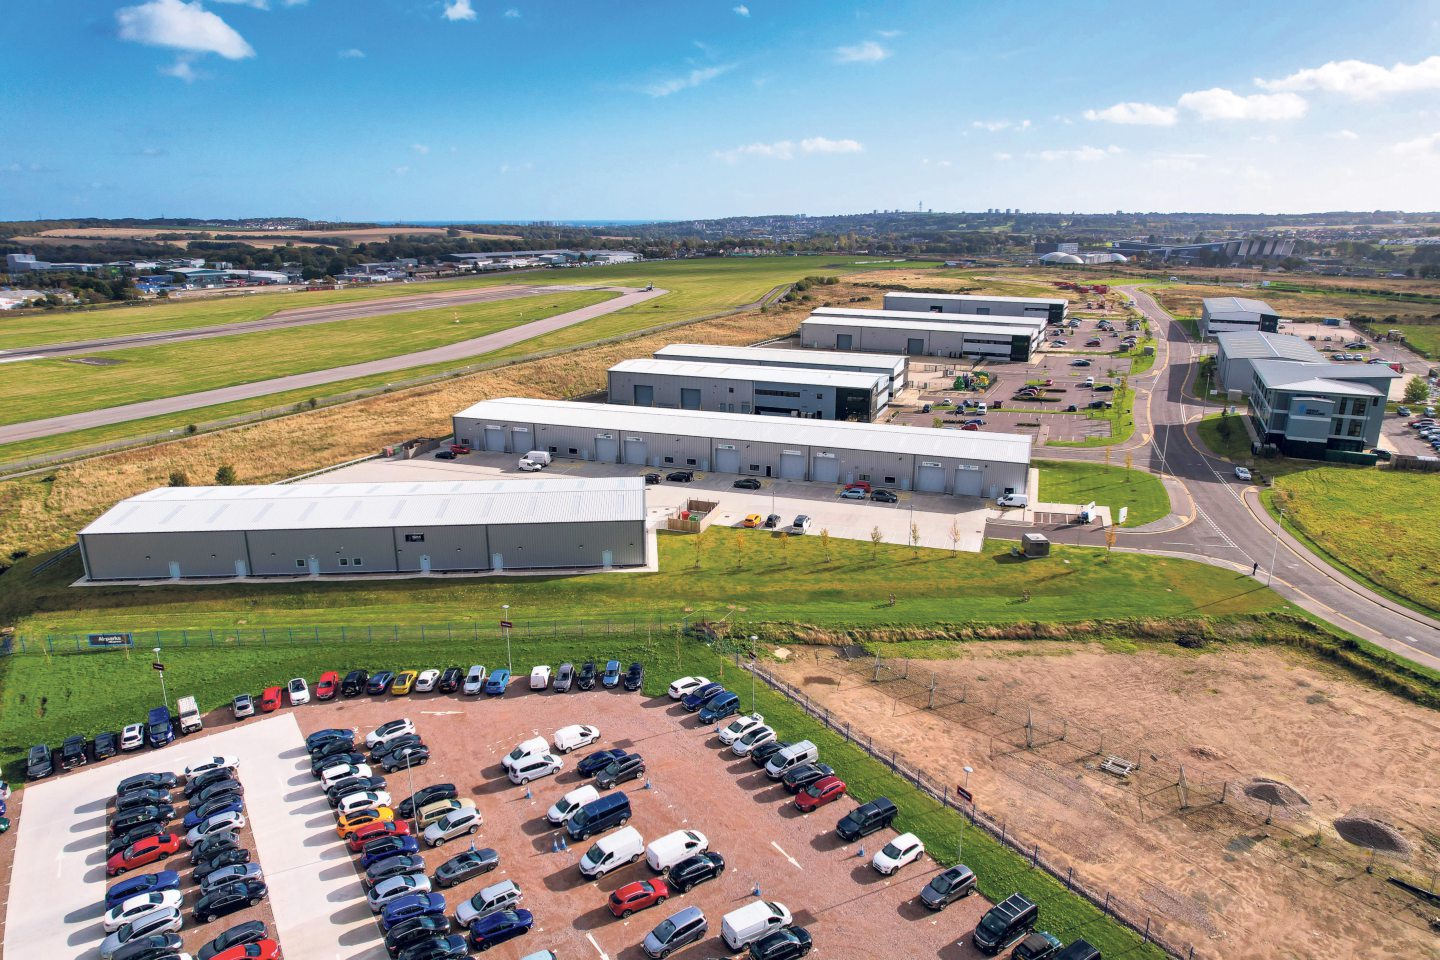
[[483, 669, 510, 696], [183, 798, 244, 831], [576, 748, 628, 778], [105, 869, 180, 909], [367, 671, 396, 695], [681, 683, 724, 711], [360, 834, 420, 870], [467, 908, 534, 951], [381, 892, 447, 932], [699, 691, 741, 724], [146, 706, 174, 748], [602, 660, 622, 688]]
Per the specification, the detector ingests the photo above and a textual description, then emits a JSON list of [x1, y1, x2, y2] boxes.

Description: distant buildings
[[801, 307, 1047, 362], [1111, 236, 1295, 264], [6, 253, 103, 274], [1200, 297, 1279, 337], [0, 288, 46, 310]]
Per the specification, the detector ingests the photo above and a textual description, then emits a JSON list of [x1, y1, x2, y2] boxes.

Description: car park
[[384, 915, 452, 957], [668, 675, 712, 699], [433, 847, 500, 888], [104, 890, 184, 933], [699, 691, 741, 723], [321, 761, 373, 790], [60, 734, 89, 769], [184, 756, 239, 781], [871, 489, 898, 503], [397, 783, 457, 819], [595, 752, 645, 789], [645, 829, 708, 872], [106, 833, 181, 876], [547, 784, 601, 826], [342, 670, 370, 697], [455, 878, 523, 925], [681, 682, 725, 711], [484, 669, 511, 695], [872, 832, 925, 874], [198, 862, 264, 894], [437, 666, 463, 693], [529, 665, 552, 690], [381, 892, 448, 932], [370, 874, 434, 913], [307, 727, 353, 753], [338, 807, 397, 838], [749, 926, 813, 960], [193, 777, 245, 805], [259, 687, 282, 712], [188, 831, 240, 866], [507, 752, 562, 785], [718, 712, 765, 745], [231, 695, 255, 719], [110, 931, 185, 960], [194, 879, 268, 923], [553, 723, 601, 753], [665, 470, 694, 482], [364, 852, 429, 890], [602, 660, 622, 688], [566, 791, 632, 840], [183, 797, 244, 831], [835, 796, 898, 841], [733, 477, 762, 489], [380, 744, 431, 772], [111, 804, 176, 836], [780, 762, 834, 794], [624, 662, 645, 691], [1011, 931, 1064, 960], [315, 670, 340, 700], [421, 800, 481, 846], [367, 719, 417, 750], [392, 670, 419, 695], [972, 893, 1039, 955], [186, 767, 237, 796], [462, 665, 488, 695], [287, 677, 310, 705], [666, 850, 725, 893], [553, 662, 575, 692], [642, 905, 709, 958], [116, 787, 171, 811], [186, 810, 246, 847], [414, 668, 441, 693], [466, 908, 534, 951], [348, 819, 413, 851], [335, 789, 393, 816], [795, 775, 847, 812], [579, 825, 646, 878], [765, 740, 818, 779], [360, 834, 421, 869], [610, 878, 670, 918], [502, 736, 549, 770], [107, 823, 169, 858], [368, 671, 397, 695], [839, 487, 866, 500], [99, 907, 184, 960], [106, 869, 181, 909], [576, 661, 597, 690], [120, 723, 146, 752], [312, 749, 365, 777], [920, 863, 977, 909], [731, 724, 776, 757]]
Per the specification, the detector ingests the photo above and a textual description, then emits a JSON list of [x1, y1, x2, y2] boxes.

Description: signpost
[[152, 647, 169, 712]]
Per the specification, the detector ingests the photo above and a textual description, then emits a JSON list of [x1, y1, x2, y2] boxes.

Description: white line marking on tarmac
[[586, 931, 612, 960], [420, 711, 462, 716], [770, 840, 802, 869]]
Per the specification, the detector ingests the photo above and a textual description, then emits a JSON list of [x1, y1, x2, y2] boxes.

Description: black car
[[666, 470, 694, 482], [306, 728, 354, 754], [312, 751, 365, 777], [189, 831, 240, 866], [185, 767, 238, 798], [781, 763, 835, 794], [577, 748, 628, 778], [835, 796, 898, 842], [118, 771, 179, 795], [193, 778, 245, 807], [111, 804, 175, 835], [870, 489, 898, 504], [370, 733, 424, 763], [576, 661, 598, 690], [327, 776, 388, 804], [666, 851, 725, 893], [93, 731, 120, 760], [111, 931, 185, 960], [623, 662, 645, 691], [194, 879, 268, 923], [920, 863, 976, 910], [762, 513, 781, 528], [750, 926, 813, 960], [59, 734, 90, 770], [367, 671, 396, 695], [364, 853, 428, 890], [193, 846, 253, 883], [643, 473, 661, 485], [106, 822, 169, 858], [116, 787, 172, 811], [733, 478, 761, 489], [380, 744, 430, 772], [437, 667, 463, 693], [341, 670, 370, 697], [385, 915, 453, 957], [312, 736, 360, 763], [749, 740, 789, 768], [397, 783, 457, 820], [197, 919, 268, 960], [595, 753, 646, 789], [433, 847, 500, 889], [397, 935, 468, 960]]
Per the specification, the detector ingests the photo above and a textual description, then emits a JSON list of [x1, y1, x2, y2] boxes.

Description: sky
[[5, 0, 1440, 221]]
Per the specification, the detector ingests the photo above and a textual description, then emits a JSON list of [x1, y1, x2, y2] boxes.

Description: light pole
[[1266, 507, 1284, 585], [404, 752, 419, 838], [502, 604, 512, 673], [152, 647, 169, 711], [749, 635, 758, 713], [962, 765, 974, 792]]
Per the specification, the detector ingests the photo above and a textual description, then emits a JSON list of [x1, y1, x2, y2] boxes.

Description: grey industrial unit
[[453, 397, 1031, 498], [76, 479, 648, 582], [1200, 297, 1279, 338], [800, 311, 1043, 362], [607, 357, 888, 421], [1247, 360, 1399, 459], [1213, 331, 1325, 392], [653, 342, 907, 394], [882, 291, 1068, 324]]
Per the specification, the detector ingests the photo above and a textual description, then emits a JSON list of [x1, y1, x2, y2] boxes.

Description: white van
[[547, 784, 600, 826], [176, 696, 203, 735], [530, 666, 552, 690], [579, 825, 645, 879], [503, 736, 549, 770], [764, 740, 818, 780], [976, 402, 988, 415], [524, 450, 553, 466], [518, 458, 545, 472], [721, 899, 792, 951], [552, 724, 601, 753], [645, 830, 709, 873], [996, 493, 1029, 508]]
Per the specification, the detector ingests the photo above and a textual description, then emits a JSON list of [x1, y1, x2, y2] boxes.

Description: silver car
[[643, 906, 708, 959], [199, 862, 263, 894]]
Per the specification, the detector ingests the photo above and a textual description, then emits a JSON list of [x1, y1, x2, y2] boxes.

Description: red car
[[106, 832, 181, 876], [960, 423, 980, 431], [795, 775, 847, 813], [449, 443, 471, 455], [259, 686, 283, 712], [608, 878, 671, 918], [315, 671, 340, 701], [844, 480, 871, 493], [212, 940, 282, 960], [346, 818, 410, 852]]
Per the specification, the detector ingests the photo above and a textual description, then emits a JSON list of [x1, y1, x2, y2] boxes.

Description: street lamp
[[962, 765, 974, 791], [502, 604, 512, 673], [152, 647, 169, 711], [749, 635, 758, 712], [1266, 507, 1284, 586]]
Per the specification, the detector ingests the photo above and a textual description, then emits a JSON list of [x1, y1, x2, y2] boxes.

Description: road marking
[[586, 932, 612, 960], [420, 710, 463, 716], [770, 840, 802, 869]]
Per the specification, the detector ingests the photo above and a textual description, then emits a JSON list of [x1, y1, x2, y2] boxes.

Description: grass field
[[1196, 412, 1253, 460], [0, 289, 616, 426], [1035, 459, 1170, 526], [1153, 282, 1440, 331], [1047, 380, 1136, 448], [1268, 468, 1440, 617], [1387, 320, 1440, 357]]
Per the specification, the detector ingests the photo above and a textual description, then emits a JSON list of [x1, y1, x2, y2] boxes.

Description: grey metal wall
[[488, 520, 646, 568], [393, 525, 492, 572], [800, 321, 1028, 361], [608, 368, 869, 420], [248, 527, 400, 575], [80, 531, 249, 580], [883, 292, 1062, 322]]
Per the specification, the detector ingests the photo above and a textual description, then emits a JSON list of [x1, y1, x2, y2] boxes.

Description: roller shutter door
[[484, 426, 507, 452], [953, 466, 984, 497], [915, 462, 946, 493], [779, 451, 806, 480], [595, 435, 619, 462], [623, 438, 648, 465], [811, 453, 839, 483], [714, 447, 741, 474]]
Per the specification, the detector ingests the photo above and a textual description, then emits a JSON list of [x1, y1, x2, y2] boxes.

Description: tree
[[909, 521, 921, 558], [931, 416, 943, 429], [948, 517, 962, 556], [733, 531, 746, 570], [215, 464, 237, 485], [168, 470, 188, 487], [692, 534, 704, 570], [1124, 450, 1133, 480], [778, 530, 790, 566], [1405, 376, 1429, 405], [819, 528, 832, 563], [870, 526, 884, 560]]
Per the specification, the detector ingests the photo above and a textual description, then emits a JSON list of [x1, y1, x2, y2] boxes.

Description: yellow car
[[417, 797, 465, 828], [391, 670, 418, 695], [336, 806, 394, 838], [742, 514, 763, 528]]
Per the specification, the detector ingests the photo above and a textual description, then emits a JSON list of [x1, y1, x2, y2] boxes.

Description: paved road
[[0, 286, 666, 445], [996, 285, 1440, 668]]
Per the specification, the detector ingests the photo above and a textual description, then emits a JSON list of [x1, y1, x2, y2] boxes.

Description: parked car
[[665, 471, 694, 483], [872, 832, 925, 874], [99, 907, 183, 960], [231, 694, 255, 719], [394, 934, 467, 960], [529, 665, 551, 690], [920, 863, 977, 909], [194, 880, 268, 924], [383, 916, 451, 958], [106, 869, 181, 910], [380, 892, 448, 933], [576, 661, 597, 690], [795, 775, 846, 812], [186, 810, 246, 847], [668, 675, 711, 700], [553, 662, 576, 692], [188, 831, 240, 866], [553, 724, 601, 753], [287, 677, 310, 706], [321, 761, 373, 790], [835, 796, 898, 841], [110, 932, 184, 960], [666, 850, 725, 893], [610, 878, 671, 918], [392, 670, 419, 696], [107, 833, 181, 876], [364, 852, 428, 891], [315, 671, 340, 700], [104, 890, 184, 933], [349, 820, 413, 853], [463, 665, 488, 695], [368, 671, 397, 695], [871, 489, 898, 503], [595, 753, 645, 789], [193, 847, 252, 883], [112, 804, 176, 836], [839, 487, 866, 500], [750, 740, 788, 768], [972, 893, 1039, 954], [484, 669, 511, 695], [397, 783, 457, 820], [312, 750, 365, 777], [380, 744, 431, 772], [781, 762, 835, 794], [184, 756, 239, 781], [360, 834, 421, 870], [577, 748, 628, 779], [733, 478, 762, 489], [1010, 932, 1063, 960], [749, 926, 813, 960], [434, 847, 500, 888], [646, 830, 708, 873], [118, 771, 179, 795], [366, 718, 417, 750], [508, 753, 562, 785], [681, 682, 725, 711], [699, 691, 741, 723], [731, 725, 776, 757], [370, 874, 434, 914], [414, 668, 441, 693], [718, 712, 765, 745], [259, 687, 283, 712], [183, 797, 244, 831], [437, 666, 463, 693], [642, 905, 708, 958], [1234, 466, 1252, 481], [743, 513, 765, 526], [120, 723, 146, 752], [342, 669, 370, 697], [644, 473, 661, 485], [602, 660, 623, 688], [422, 801, 482, 846], [199, 862, 264, 895], [116, 787, 170, 812], [372, 736, 425, 764], [466, 908, 534, 951], [93, 731, 120, 760], [763, 513, 781, 528], [338, 809, 397, 839], [455, 878, 523, 926], [624, 662, 645, 691], [791, 515, 812, 534]]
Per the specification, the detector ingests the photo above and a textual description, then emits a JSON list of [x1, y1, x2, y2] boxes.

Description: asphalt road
[[0, 286, 666, 445]]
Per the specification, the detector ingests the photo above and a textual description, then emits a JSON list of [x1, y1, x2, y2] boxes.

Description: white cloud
[[716, 136, 864, 162], [1259, 56, 1440, 99], [992, 152, 1013, 161], [116, 0, 255, 59], [503, 7, 520, 16], [338, 47, 365, 58], [1393, 131, 1440, 156], [1149, 152, 1208, 172], [732, 4, 749, 16], [1177, 87, 1307, 121], [972, 119, 1031, 132], [442, 0, 476, 22], [160, 56, 199, 81], [645, 63, 733, 97], [499, 161, 534, 174], [1332, 128, 1359, 140], [393, 165, 410, 175], [212, 0, 269, 8], [1083, 101, 1178, 126], [835, 40, 889, 64], [1026, 145, 1123, 162], [799, 136, 863, 154], [412, 144, 430, 154], [876, 29, 902, 38]]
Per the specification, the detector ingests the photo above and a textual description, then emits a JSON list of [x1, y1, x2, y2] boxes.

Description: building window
[[664, 456, 674, 464], [686, 458, 697, 466], [339, 558, 349, 566], [353, 558, 363, 567], [405, 533, 425, 543], [885, 476, 896, 484], [728, 387, 734, 393], [295, 559, 305, 568], [750, 464, 760, 471], [755, 388, 801, 398], [568, 448, 578, 455]]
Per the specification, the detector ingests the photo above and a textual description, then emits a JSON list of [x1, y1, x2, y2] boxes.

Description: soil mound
[[1333, 813, 1412, 855], [1242, 778, 1308, 808]]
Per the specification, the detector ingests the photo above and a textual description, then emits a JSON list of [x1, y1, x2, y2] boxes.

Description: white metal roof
[[1215, 331, 1324, 363], [802, 314, 1040, 338], [456, 398, 1033, 466], [654, 343, 906, 375], [1274, 378, 1382, 398], [808, 306, 1047, 332], [883, 291, 1067, 308], [79, 478, 646, 536], [1250, 359, 1399, 395], [1203, 296, 1276, 317], [609, 357, 886, 390]]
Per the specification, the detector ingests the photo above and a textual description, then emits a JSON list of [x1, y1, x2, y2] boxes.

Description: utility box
[[1022, 533, 1050, 558]]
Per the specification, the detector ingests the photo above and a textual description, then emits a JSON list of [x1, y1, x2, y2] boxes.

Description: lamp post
[[962, 765, 974, 792], [749, 635, 758, 713], [502, 604, 512, 673], [152, 647, 169, 711], [1266, 507, 1284, 586]]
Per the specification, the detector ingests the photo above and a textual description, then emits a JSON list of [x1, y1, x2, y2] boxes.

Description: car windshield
[[977, 911, 1010, 936], [931, 872, 959, 893], [652, 918, 678, 941], [582, 847, 603, 865], [804, 783, 826, 797]]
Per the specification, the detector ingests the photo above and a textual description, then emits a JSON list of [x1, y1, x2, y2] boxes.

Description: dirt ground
[[770, 643, 1440, 960]]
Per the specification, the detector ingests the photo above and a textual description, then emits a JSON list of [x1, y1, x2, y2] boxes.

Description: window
[[727, 387, 734, 393], [859, 474, 870, 481], [755, 388, 801, 398], [353, 558, 363, 567], [295, 559, 305, 568], [339, 558, 349, 566], [568, 448, 578, 455], [929, 305, 942, 313], [975, 307, 991, 315], [750, 464, 760, 471], [664, 456, 674, 464], [884, 476, 896, 484]]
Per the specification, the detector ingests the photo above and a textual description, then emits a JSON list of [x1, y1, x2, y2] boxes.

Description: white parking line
[[586, 931, 613, 960], [770, 840, 802, 869]]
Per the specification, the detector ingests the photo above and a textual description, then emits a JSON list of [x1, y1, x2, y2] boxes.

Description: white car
[[232, 694, 255, 719], [98, 907, 183, 960], [1234, 466, 1252, 481], [791, 515, 812, 534], [414, 669, 441, 693], [462, 665, 488, 695], [321, 762, 372, 790], [518, 458, 545, 472], [183, 756, 239, 781], [872, 832, 925, 875], [422, 801, 481, 847], [668, 675, 712, 700], [730, 724, 776, 757], [717, 712, 765, 746], [368, 873, 432, 912], [365, 718, 415, 750], [508, 752, 562, 785], [502, 736, 548, 771], [336, 790, 392, 816], [287, 677, 310, 706], [530, 665, 552, 690], [552, 724, 601, 753], [103, 890, 183, 933], [120, 723, 146, 752], [185, 810, 247, 847]]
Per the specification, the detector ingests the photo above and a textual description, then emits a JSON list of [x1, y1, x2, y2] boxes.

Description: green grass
[[1386, 322, 1440, 357], [0, 290, 616, 427], [1196, 412, 1253, 461], [1035, 459, 1170, 526]]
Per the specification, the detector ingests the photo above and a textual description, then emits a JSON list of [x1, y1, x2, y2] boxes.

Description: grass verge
[[1035, 459, 1170, 526], [1195, 412, 1252, 461]]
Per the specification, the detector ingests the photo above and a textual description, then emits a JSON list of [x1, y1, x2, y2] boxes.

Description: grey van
[[566, 791, 632, 841], [554, 663, 575, 693]]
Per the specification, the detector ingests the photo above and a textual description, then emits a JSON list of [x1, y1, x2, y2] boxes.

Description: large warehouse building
[[1214, 330, 1326, 392], [653, 343, 907, 394], [607, 357, 889, 421], [1200, 297, 1279, 338], [77, 479, 648, 582], [454, 397, 1031, 498], [800, 310, 1044, 362], [882, 291, 1068, 325]]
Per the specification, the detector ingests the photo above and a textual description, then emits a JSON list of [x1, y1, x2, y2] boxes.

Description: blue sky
[[5, 0, 1440, 220]]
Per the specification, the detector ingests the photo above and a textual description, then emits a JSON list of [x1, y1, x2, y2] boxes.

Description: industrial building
[[882, 291, 1068, 325], [453, 398, 1032, 498], [1248, 360, 1399, 459], [607, 357, 889, 421], [76, 479, 648, 582], [1213, 331, 1326, 392], [653, 343, 907, 395], [1201, 297, 1280, 337], [1111, 236, 1296, 264], [800, 310, 1044, 362]]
